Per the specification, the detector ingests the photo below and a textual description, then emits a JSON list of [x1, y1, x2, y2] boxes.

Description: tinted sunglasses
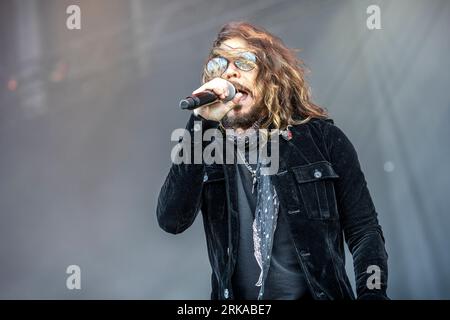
[[205, 51, 257, 77]]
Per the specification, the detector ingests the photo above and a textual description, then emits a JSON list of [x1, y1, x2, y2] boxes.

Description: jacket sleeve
[[324, 121, 389, 300], [156, 113, 220, 234]]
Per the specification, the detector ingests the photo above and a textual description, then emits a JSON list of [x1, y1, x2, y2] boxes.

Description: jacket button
[[224, 289, 229, 299], [313, 169, 322, 179], [203, 172, 208, 182]]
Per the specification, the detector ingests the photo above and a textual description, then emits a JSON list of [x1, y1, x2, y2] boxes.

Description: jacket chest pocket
[[291, 161, 340, 220]]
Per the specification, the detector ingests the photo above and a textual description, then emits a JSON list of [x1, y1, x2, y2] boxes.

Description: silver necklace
[[237, 149, 258, 193]]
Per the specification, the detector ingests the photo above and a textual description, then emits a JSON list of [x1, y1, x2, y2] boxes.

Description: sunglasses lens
[[241, 51, 257, 62], [235, 52, 257, 71], [235, 60, 255, 71], [206, 57, 228, 76]]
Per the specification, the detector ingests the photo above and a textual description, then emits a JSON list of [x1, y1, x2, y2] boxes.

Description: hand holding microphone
[[179, 78, 243, 122]]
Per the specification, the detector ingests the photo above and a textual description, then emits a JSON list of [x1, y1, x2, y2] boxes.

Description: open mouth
[[235, 87, 250, 96], [233, 84, 251, 102]]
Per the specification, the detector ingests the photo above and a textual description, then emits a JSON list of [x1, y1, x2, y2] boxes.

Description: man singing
[[157, 21, 388, 300]]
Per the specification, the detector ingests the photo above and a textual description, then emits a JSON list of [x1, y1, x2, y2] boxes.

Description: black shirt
[[231, 163, 310, 300]]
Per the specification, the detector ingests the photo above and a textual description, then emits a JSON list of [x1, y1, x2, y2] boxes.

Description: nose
[[223, 62, 240, 79]]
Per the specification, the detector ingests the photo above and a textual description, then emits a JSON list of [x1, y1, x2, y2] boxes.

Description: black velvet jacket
[[157, 114, 388, 300]]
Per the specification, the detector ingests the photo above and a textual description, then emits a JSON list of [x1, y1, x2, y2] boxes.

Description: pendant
[[252, 175, 257, 194], [281, 125, 293, 141]]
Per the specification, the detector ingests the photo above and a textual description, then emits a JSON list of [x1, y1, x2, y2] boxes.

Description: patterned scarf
[[252, 161, 279, 299]]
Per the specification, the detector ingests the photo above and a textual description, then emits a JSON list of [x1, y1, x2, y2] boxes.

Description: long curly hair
[[201, 21, 329, 130]]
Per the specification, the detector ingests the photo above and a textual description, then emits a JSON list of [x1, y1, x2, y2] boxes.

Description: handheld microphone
[[179, 82, 236, 110]]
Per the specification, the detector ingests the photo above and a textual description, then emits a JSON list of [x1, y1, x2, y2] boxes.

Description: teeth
[[235, 87, 249, 96]]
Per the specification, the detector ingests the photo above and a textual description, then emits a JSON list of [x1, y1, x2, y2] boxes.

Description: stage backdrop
[[0, 0, 449, 299]]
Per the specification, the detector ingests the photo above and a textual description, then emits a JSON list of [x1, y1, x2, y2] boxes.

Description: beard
[[221, 100, 266, 130]]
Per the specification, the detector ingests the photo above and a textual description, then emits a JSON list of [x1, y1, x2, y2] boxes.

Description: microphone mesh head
[[223, 81, 236, 102]]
